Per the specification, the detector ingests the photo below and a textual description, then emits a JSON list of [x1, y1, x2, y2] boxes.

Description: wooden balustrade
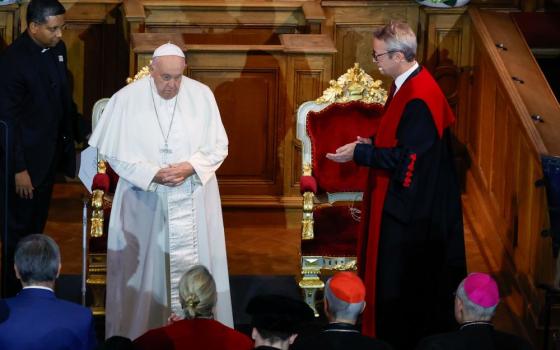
[[463, 7, 560, 342]]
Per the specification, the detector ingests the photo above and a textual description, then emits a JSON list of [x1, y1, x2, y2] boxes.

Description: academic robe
[[353, 67, 466, 350], [133, 318, 253, 350], [88, 76, 232, 340]]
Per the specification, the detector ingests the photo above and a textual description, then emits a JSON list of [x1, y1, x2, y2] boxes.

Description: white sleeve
[[105, 157, 160, 192], [188, 88, 229, 185]]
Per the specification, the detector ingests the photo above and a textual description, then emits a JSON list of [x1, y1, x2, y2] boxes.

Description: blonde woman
[[134, 265, 252, 350]]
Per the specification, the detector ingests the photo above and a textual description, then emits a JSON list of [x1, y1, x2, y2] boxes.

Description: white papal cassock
[[88, 75, 232, 340]]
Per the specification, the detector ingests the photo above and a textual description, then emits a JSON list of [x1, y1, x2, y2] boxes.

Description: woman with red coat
[[134, 265, 253, 350]]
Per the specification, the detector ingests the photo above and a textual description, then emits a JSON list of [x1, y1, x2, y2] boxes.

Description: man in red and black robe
[[327, 21, 466, 350]]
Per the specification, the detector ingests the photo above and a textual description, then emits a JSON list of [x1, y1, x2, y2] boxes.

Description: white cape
[[89, 76, 232, 340]]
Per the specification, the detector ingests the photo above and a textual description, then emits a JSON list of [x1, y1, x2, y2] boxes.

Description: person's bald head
[[150, 55, 186, 100]]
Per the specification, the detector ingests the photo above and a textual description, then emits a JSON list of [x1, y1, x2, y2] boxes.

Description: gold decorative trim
[[298, 278, 325, 289], [316, 63, 387, 104], [324, 260, 357, 271], [302, 192, 315, 240], [303, 163, 312, 176], [126, 63, 151, 84]]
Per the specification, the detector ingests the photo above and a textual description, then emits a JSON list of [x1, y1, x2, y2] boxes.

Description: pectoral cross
[[160, 143, 173, 165]]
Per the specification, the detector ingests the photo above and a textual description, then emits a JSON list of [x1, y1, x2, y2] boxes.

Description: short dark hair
[[14, 234, 60, 284], [26, 0, 66, 25], [255, 328, 292, 342]]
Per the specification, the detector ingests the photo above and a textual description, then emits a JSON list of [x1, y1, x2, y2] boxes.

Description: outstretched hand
[[326, 136, 369, 163]]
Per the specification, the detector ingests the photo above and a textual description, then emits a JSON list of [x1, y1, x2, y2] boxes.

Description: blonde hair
[[373, 20, 417, 62], [178, 265, 217, 319]]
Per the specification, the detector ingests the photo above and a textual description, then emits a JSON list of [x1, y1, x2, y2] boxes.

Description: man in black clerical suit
[[246, 294, 314, 350], [0, 0, 75, 297], [292, 272, 392, 350], [416, 273, 533, 350]]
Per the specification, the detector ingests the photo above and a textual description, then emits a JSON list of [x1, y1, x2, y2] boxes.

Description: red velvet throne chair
[[87, 67, 151, 316], [296, 63, 387, 315]]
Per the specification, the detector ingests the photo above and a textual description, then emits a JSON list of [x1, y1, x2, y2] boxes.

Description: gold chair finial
[[316, 63, 387, 104]]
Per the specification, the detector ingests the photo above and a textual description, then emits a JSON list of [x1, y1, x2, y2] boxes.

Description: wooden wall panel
[[194, 68, 280, 194], [0, 5, 17, 50], [323, 1, 418, 85]]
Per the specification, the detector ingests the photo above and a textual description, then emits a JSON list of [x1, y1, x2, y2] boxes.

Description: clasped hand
[[326, 136, 371, 163], [153, 161, 194, 187]]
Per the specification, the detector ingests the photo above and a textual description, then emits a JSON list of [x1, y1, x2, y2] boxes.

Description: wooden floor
[[45, 181, 528, 339]]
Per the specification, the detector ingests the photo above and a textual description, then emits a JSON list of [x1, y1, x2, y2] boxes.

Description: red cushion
[[300, 175, 317, 194], [92, 173, 110, 193], [301, 204, 361, 257], [307, 101, 383, 193]]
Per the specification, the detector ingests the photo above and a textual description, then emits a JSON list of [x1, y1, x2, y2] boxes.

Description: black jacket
[[415, 322, 533, 350], [292, 323, 392, 350], [0, 31, 75, 185]]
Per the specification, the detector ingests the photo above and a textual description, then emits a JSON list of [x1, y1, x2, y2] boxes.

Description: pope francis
[[89, 43, 232, 339]]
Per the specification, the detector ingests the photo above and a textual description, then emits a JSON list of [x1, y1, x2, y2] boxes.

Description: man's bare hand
[[152, 162, 195, 187], [356, 136, 372, 144], [326, 142, 357, 163], [167, 312, 182, 325], [15, 170, 34, 199]]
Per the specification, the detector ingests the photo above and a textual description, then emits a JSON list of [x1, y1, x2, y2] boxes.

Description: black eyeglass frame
[[371, 50, 398, 61]]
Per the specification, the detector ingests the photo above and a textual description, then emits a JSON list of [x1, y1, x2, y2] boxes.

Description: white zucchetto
[[152, 43, 185, 58]]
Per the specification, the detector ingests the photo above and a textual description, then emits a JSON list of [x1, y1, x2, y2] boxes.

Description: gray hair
[[178, 265, 217, 319], [14, 234, 60, 284], [373, 20, 417, 62], [324, 278, 364, 321], [456, 279, 497, 321]]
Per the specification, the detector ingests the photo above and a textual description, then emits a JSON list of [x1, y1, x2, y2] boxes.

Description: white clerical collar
[[23, 286, 54, 292], [394, 61, 419, 95]]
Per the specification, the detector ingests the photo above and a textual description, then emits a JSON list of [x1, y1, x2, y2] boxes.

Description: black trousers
[[375, 213, 459, 350], [1, 171, 55, 297]]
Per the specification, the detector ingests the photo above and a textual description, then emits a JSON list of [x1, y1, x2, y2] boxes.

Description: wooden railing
[[462, 7, 560, 342]]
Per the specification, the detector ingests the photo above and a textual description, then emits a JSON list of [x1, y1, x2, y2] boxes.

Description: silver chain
[[149, 78, 178, 146]]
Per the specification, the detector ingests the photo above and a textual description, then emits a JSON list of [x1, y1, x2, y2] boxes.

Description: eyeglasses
[[371, 50, 397, 61]]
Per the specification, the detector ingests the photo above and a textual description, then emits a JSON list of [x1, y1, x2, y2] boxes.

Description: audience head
[[178, 265, 217, 320], [150, 43, 186, 100], [324, 272, 366, 324], [97, 336, 134, 350], [372, 20, 417, 78], [455, 272, 500, 323], [26, 0, 66, 48], [247, 294, 314, 350], [14, 234, 61, 288]]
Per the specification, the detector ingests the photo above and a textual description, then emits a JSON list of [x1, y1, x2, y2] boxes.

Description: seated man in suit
[[416, 272, 533, 350], [0, 234, 97, 350], [292, 272, 391, 350], [246, 294, 314, 350]]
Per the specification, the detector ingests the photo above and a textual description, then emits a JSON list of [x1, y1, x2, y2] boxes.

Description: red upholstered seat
[[302, 101, 383, 258], [307, 101, 383, 193], [296, 64, 387, 315], [301, 204, 362, 257]]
